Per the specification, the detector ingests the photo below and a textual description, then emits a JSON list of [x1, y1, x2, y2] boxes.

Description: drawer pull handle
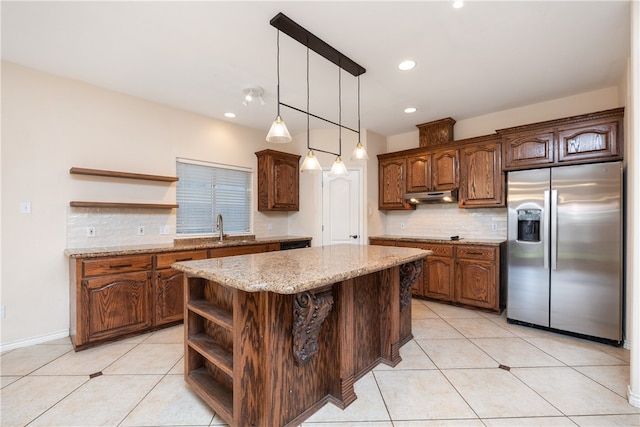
[[110, 263, 132, 269], [176, 257, 193, 262], [466, 252, 483, 255]]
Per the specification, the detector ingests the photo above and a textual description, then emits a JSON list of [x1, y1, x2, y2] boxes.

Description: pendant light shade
[[266, 30, 292, 144], [266, 116, 292, 143], [300, 150, 322, 172], [351, 142, 369, 161], [329, 156, 349, 176]]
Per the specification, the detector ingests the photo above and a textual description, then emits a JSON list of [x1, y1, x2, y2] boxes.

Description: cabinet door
[[459, 141, 504, 208], [256, 150, 300, 211], [432, 149, 458, 190], [155, 269, 185, 325], [406, 154, 432, 193], [378, 157, 412, 210], [272, 155, 299, 209], [557, 117, 621, 163], [455, 258, 496, 310], [502, 131, 555, 170], [81, 271, 152, 343], [424, 256, 455, 301]]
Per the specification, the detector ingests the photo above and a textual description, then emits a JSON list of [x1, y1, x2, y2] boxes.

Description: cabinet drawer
[[397, 242, 453, 257], [209, 243, 279, 258], [82, 255, 152, 277], [456, 246, 496, 260], [155, 250, 208, 269], [369, 239, 397, 247]]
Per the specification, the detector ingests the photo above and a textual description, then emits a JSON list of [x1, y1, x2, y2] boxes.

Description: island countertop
[[172, 243, 430, 294]]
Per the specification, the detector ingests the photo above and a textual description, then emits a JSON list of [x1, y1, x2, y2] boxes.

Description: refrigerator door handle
[[543, 190, 550, 269], [551, 189, 558, 270]]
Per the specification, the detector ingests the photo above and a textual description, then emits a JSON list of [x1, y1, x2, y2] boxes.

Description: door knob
[[349, 235, 359, 239]]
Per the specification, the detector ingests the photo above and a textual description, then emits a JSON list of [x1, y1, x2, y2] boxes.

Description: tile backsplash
[[67, 208, 175, 248], [384, 204, 508, 240]]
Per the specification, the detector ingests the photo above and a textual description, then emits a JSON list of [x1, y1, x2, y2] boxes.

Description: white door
[[322, 170, 362, 246]]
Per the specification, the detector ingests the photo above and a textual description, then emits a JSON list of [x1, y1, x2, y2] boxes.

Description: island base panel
[[184, 261, 421, 427]]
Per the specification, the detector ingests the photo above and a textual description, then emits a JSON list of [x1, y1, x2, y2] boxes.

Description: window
[[176, 158, 252, 235]]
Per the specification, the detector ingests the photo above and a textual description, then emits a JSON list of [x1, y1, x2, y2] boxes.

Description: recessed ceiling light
[[224, 112, 236, 118], [453, 1, 464, 9], [404, 107, 417, 114], [398, 60, 416, 71]]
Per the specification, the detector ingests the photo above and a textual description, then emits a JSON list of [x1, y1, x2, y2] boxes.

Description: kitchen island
[[172, 244, 429, 427]]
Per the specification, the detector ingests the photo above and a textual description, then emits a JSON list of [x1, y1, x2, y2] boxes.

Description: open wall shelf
[[69, 167, 179, 209]]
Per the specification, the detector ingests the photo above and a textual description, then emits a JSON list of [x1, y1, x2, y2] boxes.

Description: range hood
[[405, 189, 458, 204]]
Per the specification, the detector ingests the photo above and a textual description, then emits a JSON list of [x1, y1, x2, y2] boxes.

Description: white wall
[[0, 62, 291, 347]]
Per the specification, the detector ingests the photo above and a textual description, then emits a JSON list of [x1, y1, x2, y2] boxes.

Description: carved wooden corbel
[[292, 289, 334, 366], [399, 260, 423, 310]]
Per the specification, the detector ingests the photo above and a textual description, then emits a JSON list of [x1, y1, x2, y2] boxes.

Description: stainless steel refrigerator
[[506, 161, 623, 344]]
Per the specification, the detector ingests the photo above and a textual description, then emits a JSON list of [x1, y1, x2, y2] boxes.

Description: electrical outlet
[[491, 223, 498, 231], [267, 223, 273, 231], [159, 225, 170, 235], [400, 223, 405, 230], [19, 201, 32, 214], [87, 226, 96, 237], [137, 226, 145, 236]]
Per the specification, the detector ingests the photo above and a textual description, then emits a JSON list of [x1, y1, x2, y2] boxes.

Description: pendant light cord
[[276, 30, 281, 117], [338, 67, 342, 156], [306, 46, 310, 149]]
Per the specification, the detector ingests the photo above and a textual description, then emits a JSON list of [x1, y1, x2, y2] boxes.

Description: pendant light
[[329, 68, 349, 176], [266, 30, 292, 143], [351, 75, 369, 161], [300, 46, 322, 172]]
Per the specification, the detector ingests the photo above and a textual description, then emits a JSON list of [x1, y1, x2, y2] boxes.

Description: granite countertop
[[171, 244, 430, 294], [64, 235, 312, 258], [369, 235, 506, 246]]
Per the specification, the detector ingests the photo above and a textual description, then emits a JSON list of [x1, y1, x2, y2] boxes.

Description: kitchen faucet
[[216, 213, 224, 242]]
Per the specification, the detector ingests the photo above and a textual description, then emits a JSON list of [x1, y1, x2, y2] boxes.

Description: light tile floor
[[1, 299, 639, 426]]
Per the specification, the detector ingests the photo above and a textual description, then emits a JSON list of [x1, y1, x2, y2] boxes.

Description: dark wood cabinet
[[70, 241, 291, 350], [459, 137, 504, 208], [499, 107, 623, 170], [72, 254, 154, 347], [154, 249, 208, 325], [81, 270, 153, 343], [378, 156, 413, 210], [406, 149, 458, 193], [256, 149, 301, 211], [454, 246, 497, 310], [432, 149, 458, 190], [208, 242, 279, 258], [406, 155, 431, 193], [397, 241, 454, 302], [371, 238, 505, 312]]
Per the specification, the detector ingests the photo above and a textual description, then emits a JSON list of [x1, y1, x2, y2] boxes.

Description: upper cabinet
[[498, 107, 624, 171], [459, 135, 504, 208], [406, 149, 458, 193], [379, 156, 413, 210], [256, 149, 301, 211]]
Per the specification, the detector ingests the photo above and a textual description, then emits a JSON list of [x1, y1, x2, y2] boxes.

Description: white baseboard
[[628, 385, 640, 408], [1, 329, 70, 352]]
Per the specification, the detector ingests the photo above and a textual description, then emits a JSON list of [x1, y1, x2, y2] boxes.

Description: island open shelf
[[172, 244, 428, 427]]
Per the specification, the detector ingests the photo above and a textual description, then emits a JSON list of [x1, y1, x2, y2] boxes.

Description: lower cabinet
[[154, 249, 208, 325], [373, 239, 505, 312], [70, 241, 304, 350], [455, 246, 497, 310]]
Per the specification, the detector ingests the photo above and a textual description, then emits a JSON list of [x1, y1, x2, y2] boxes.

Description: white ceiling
[[1, 1, 631, 138]]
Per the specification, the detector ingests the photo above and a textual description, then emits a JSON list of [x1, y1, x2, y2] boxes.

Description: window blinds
[[176, 159, 252, 235]]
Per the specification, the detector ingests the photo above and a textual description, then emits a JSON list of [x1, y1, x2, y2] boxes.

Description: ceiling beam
[[270, 12, 366, 77]]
